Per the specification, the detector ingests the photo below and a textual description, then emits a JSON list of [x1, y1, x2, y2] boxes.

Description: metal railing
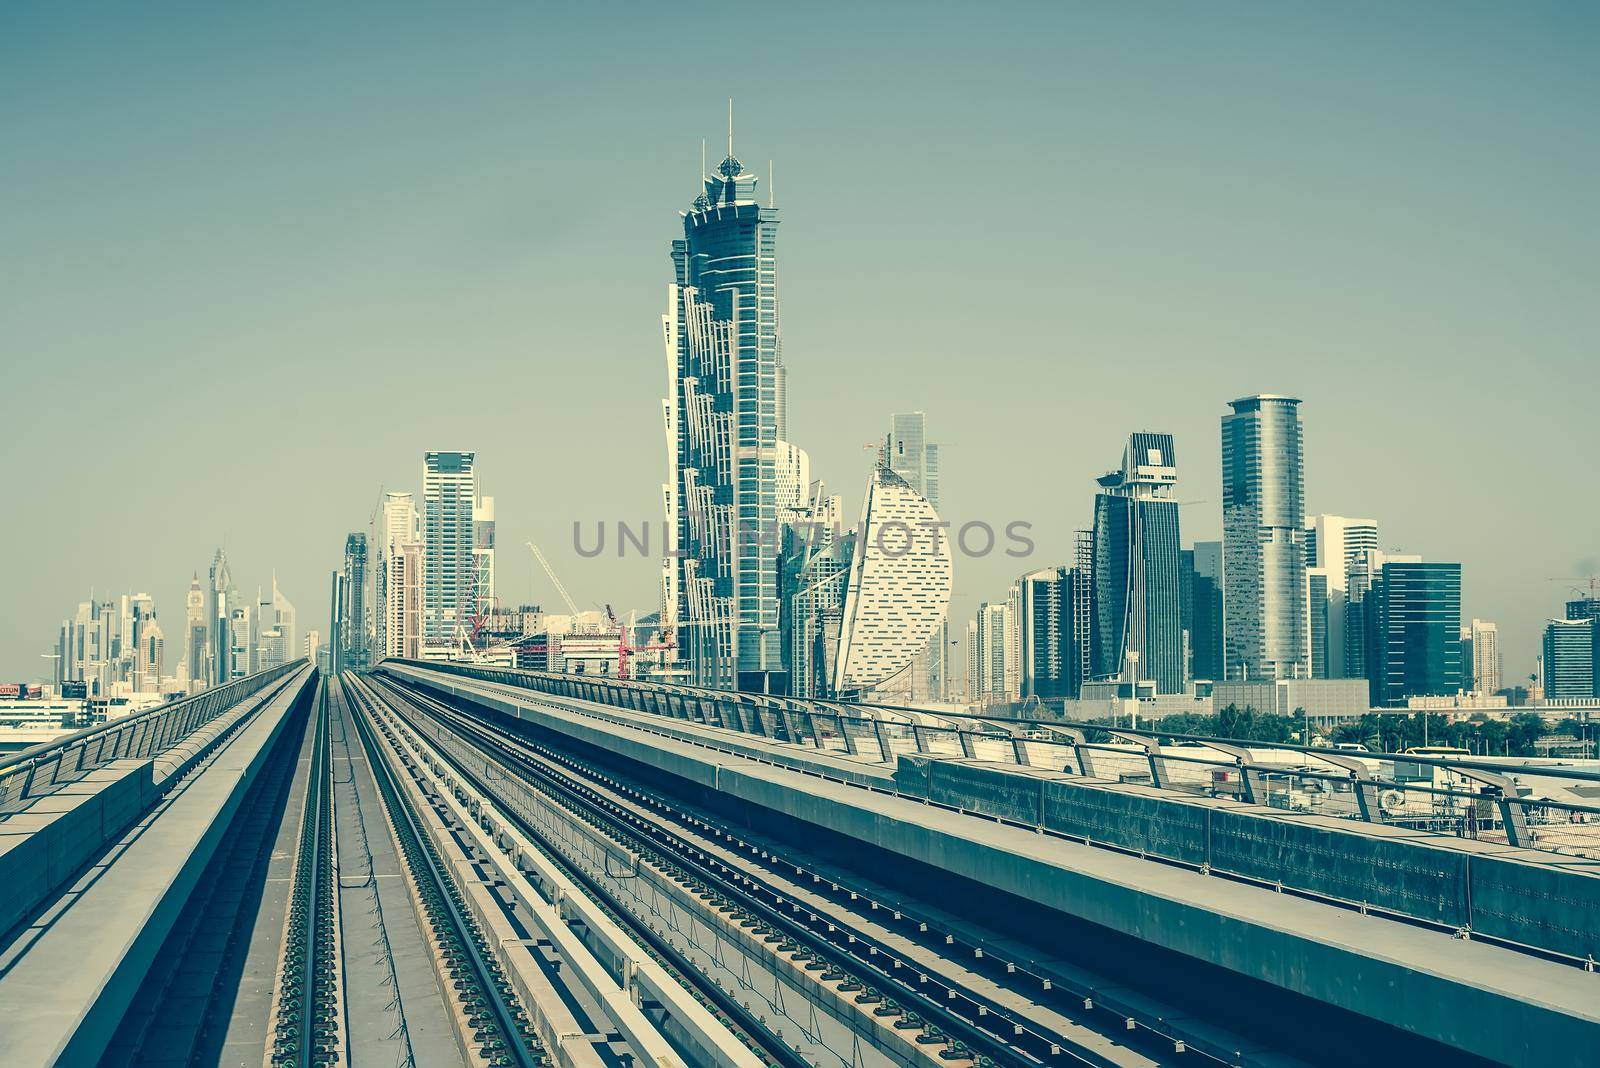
[[0, 660, 310, 812], [387, 659, 1600, 858]]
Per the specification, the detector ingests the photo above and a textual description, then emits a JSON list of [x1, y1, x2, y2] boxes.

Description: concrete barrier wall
[[897, 754, 1600, 959], [1041, 778, 1210, 866], [0, 759, 154, 937], [407, 663, 1600, 964], [1208, 809, 1469, 925], [926, 759, 1044, 825], [0, 665, 317, 1067], [1467, 852, 1600, 958], [395, 665, 1600, 1066]]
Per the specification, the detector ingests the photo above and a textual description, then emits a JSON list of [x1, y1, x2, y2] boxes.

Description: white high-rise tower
[[422, 452, 477, 653], [1222, 395, 1309, 681]]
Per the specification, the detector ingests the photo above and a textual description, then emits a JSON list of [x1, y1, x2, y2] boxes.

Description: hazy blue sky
[[3, 3, 1596, 684]]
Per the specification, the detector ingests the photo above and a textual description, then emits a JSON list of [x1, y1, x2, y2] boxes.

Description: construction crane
[[526, 542, 582, 618], [1548, 574, 1600, 606]]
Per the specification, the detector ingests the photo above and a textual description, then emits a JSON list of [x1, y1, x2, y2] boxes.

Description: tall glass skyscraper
[[1091, 433, 1184, 694], [1370, 561, 1462, 705], [1304, 514, 1379, 678], [662, 129, 784, 691], [1018, 566, 1081, 701], [1222, 395, 1309, 681], [341, 532, 369, 671], [1543, 618, 1597, 699], [422, 450, 476, 651], [1187, 541, 1224, 682]]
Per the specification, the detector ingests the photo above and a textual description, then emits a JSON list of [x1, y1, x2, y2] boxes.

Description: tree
[[1507, 713, 1545, 756]]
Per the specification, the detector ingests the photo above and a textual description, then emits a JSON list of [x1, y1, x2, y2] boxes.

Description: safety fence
[[0, 659, 309, 812], [387, 659, 1600, 858]]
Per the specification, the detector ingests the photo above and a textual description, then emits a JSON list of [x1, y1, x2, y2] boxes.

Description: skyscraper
[[1307, 568, 1331, 679], [207, 548, 231, 687], [272, 575, 296, 666], [886, 412, 940, 512], [377, 491, 420, 656], [228, 606, 250, 680], [1091, 433, 1184, 694], [1018, 566, 1081, 702], [1346, 549, 1420, 682], [1543, 619, 1596, 699], [1187, 541, 1225, 682], [1567, 598, 1600, 696], [473, 494, 496, 622], [255, 576, 295, 670], [1369, 561, 1463, 706], [885, 412, 946, 701], [383, 542, 423, 661], [185, 576, 206, 689], [1469, 618, 1501, 696], [129, 593, 156, 692], [1222, 395, 1309, 681], [422, 451, 477, 651], [831, 464, 953, 700], [778, 481, 850, 699], [968, 601, 1017, 705], [662, 119, 788, 692], [341, 533, 370, 670], [1304, 515, 1379, 677], [328, 569, 344, 675]]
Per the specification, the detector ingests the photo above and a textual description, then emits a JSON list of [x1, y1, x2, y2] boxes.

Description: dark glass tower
[[663, 128, 783, 691], [1369, 561, 1462, 706], [1091, 433, 1184, 694], [1186, 541, 1225, 682], [341, 532, 369, 671]]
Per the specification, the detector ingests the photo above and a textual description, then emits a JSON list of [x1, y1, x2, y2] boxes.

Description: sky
[[2, 2, 1596, 684]]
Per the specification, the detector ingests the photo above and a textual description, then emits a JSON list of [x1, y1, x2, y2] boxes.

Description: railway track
[[346, 674, 793, 1068], [345, 679, 545, 1068], [271, 682, 341, 1067], [363, 674, 1176, 1068]]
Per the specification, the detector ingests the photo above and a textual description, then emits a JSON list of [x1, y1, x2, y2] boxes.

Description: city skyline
[[5, 4, 1598, 682]]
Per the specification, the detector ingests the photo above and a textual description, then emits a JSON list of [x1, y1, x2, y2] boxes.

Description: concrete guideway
[[325, 676, 466, 1067], [0, 664, 318, 1066], [344, 679, 548, 1067], [371, 678, 949, 1068], [388, 663, 1600, 1068], [384, 678, 1191, 1068], [350, 672, 761, 1068]]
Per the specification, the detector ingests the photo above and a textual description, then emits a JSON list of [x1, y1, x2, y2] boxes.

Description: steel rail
[[372, 677, 1129, 1068], [345, 676, 542, 1068], [273, 677, 339, 1067], [359, 675, 814, 1068]]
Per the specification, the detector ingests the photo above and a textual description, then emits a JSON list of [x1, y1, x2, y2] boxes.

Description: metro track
[[344, 679, 545, 1068], [361, 673, 1193, 1068], [271, 683, 340, 1067], [346, 673, 805, 1068]]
